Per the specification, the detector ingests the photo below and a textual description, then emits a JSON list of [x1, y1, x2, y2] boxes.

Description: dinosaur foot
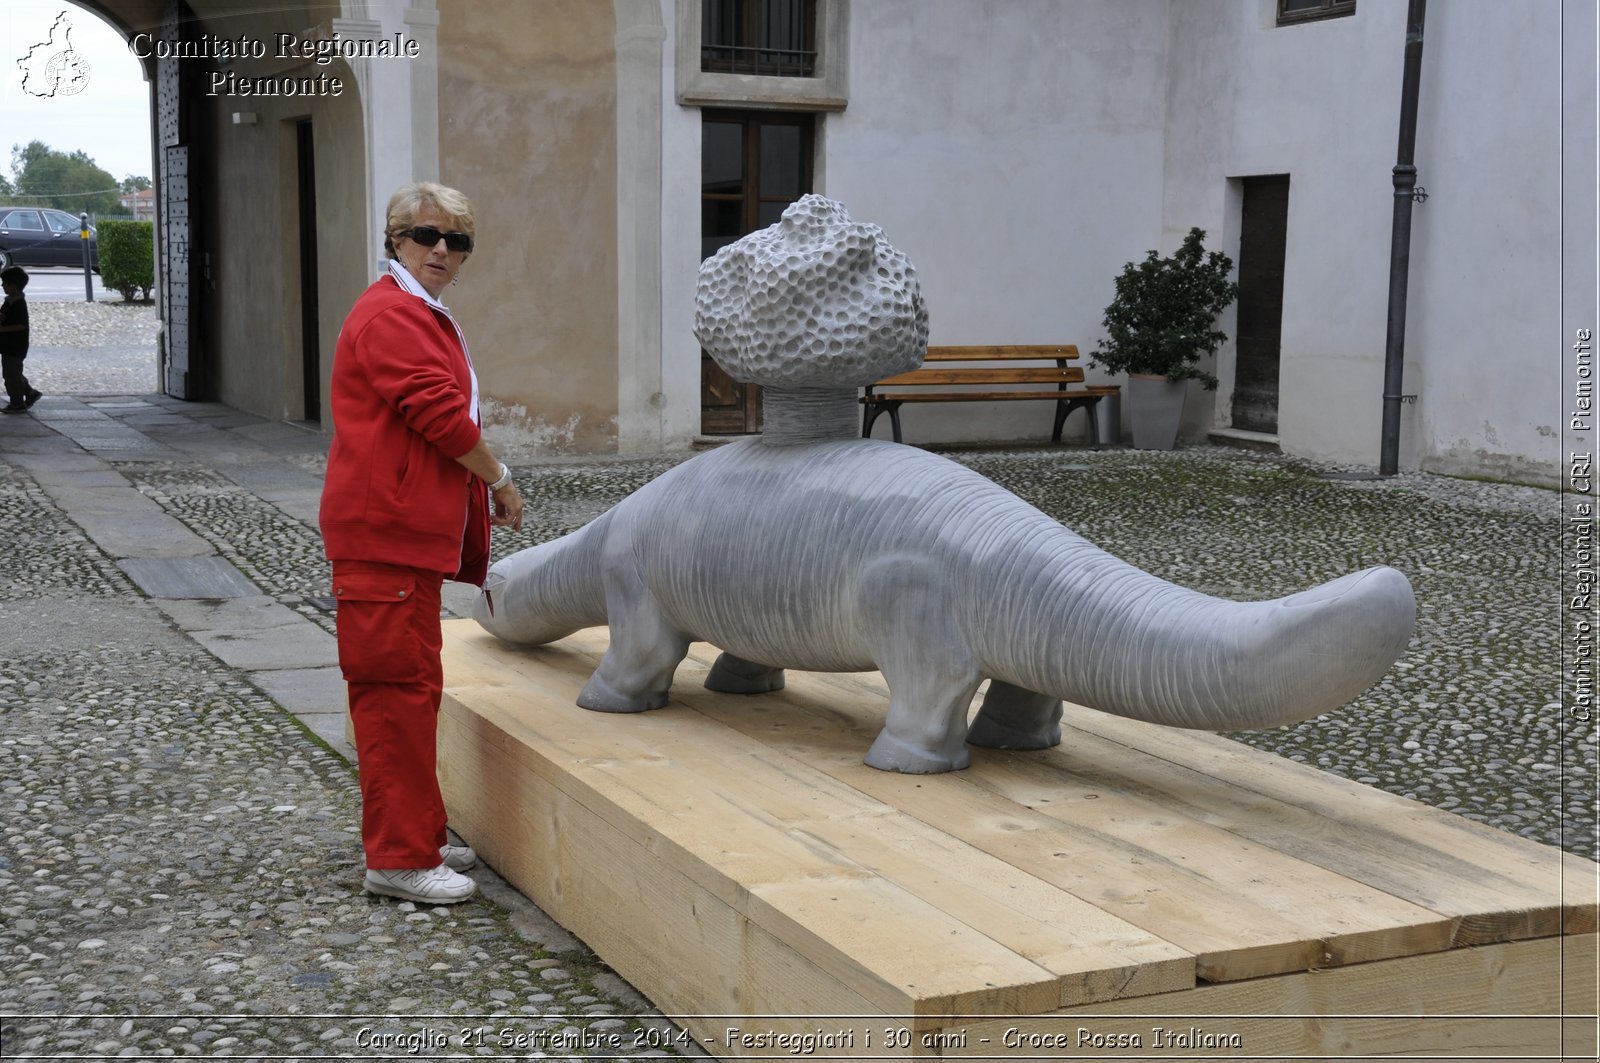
[[864, 729, 971, 774], [966, 681, 1063, 750], [704, 652, 786, 694], [966, 715, 1063, 750], [576, 671, 669, 713]]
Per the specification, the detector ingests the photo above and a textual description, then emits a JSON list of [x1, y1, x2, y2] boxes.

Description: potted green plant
[[1088, 227, 1238, 450]]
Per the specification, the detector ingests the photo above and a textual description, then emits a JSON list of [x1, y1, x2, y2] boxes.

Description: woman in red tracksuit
[[320, 182, 524, 905]]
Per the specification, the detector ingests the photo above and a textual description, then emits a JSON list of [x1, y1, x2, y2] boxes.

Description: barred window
[[1277, 0, 1356, 25], [702, 0, 817, 77]]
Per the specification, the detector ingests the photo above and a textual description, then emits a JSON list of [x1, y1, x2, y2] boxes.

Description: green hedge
[[97, 220, 154, 302]]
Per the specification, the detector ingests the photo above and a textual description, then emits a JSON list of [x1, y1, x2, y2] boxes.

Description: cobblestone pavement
[[21, 298, 163, 397], [1, 304, 700, 1061], [1, 301, 1595, 1060]]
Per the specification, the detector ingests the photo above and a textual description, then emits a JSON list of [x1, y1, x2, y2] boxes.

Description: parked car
[[0, 207, 99, 271]]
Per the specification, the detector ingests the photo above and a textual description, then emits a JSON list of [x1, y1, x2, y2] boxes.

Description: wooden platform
[[436, 622, 1599, 1060]]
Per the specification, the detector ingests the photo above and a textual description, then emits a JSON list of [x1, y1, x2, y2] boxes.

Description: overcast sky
[[1, 2, 154, 188]]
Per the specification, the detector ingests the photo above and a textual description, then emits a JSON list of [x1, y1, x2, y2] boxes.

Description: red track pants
[[333, 559, 451, 869]]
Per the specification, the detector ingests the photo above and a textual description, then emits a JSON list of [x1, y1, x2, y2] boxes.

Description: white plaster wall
[[1165, 0, 1406, 461], [656, 0, 1566, 476], [1165, 0, 1563, 482], [1564, 0, 1598, 474], [811, 0, 1171, 445], [1406, 0, 1564, 483]]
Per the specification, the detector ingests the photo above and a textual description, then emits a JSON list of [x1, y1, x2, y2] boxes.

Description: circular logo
[[43, 50, 90, 96]]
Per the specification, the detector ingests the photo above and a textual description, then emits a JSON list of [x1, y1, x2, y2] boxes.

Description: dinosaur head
[[695, 194, 929, 389]]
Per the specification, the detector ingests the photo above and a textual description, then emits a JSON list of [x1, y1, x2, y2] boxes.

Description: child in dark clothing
[[0, 266, 41, 412]]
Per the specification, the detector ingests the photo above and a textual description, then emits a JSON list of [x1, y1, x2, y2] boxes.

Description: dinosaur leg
[[966, 681, 1064, 750], [857, 558, 982, 773], [705, 652, 786, 694], [577, 549, 689, 713]]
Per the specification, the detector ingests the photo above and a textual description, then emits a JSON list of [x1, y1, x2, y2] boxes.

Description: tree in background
[[8, 140, 122, 217], [120, 175, 151, 193]]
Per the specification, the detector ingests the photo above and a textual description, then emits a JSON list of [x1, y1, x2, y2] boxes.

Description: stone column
[[403, 3, 442, 182], [614, 0, 668, 455], [334, 1, 440, 279]]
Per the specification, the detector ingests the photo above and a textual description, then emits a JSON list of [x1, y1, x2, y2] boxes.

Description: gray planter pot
[[1127, 374, 1187, 450]]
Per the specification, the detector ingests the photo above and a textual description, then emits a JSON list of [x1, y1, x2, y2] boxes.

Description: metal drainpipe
[[1379, 0, 1428, 476]]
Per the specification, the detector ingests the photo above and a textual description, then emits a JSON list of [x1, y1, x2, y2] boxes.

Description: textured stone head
[[695, 195, 929, 388]]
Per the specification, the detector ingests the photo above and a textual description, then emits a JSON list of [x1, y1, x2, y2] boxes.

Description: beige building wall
[[438, 0, 621, 455]]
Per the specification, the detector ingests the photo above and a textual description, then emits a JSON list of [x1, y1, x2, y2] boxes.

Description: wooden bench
[[860, 345, 1120, 446]]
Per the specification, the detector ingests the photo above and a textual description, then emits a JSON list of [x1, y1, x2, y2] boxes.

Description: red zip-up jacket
[[319, 276, 491, 585]]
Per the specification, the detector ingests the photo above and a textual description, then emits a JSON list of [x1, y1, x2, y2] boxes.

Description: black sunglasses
[[397, 225, 473, 253]]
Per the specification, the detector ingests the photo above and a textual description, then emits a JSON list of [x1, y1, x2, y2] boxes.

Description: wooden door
[[1232, 175, 1290, 434], [700, 110, 813, 434], [155, 0, 209, 401]]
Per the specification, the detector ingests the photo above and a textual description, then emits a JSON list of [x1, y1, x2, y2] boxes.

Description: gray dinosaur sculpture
[[474, 196, 1415, 773]]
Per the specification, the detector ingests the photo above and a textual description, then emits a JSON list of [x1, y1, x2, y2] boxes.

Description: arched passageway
[[13, 0, 375, 422]]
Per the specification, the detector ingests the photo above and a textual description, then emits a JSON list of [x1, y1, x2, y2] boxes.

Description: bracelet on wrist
[[488, 462, 512, 492]]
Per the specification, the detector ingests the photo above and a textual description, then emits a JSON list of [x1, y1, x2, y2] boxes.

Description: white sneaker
[[440, 843, 477, 871], [364, 864, 477, 904]]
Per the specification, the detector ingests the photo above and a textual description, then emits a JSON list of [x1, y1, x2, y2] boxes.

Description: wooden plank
[[464, 633, 1587, 967], [437, 701, 896, 1057], [438, 632, 1186, 1011], [968, 726, 1573, 949], [662, 642, 1467, 983], [947, 935, 1594, 1060], [871, 367, 1086, 386], [1049, 703, 1594, 943], [1564, 931, 1600, 1059], [582, 725, 1196, 1008], [444, 636, 936, 911], [759, 803, 1195, 1007], [438, 628, 1117, 1018], [924, 345, 1079, 361], [1565, 851, 1600, 935], [793, 665, 1596, 946]]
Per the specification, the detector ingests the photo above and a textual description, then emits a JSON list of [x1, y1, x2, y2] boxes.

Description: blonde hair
[[383, 181, 475, 258]]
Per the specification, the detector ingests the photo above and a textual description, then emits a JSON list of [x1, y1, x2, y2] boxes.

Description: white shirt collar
[[387, 258, 452, 313]]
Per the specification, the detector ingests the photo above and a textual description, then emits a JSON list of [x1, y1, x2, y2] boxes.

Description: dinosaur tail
[[473, 511, 611, 645], [994, 561, 1416, 731]]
